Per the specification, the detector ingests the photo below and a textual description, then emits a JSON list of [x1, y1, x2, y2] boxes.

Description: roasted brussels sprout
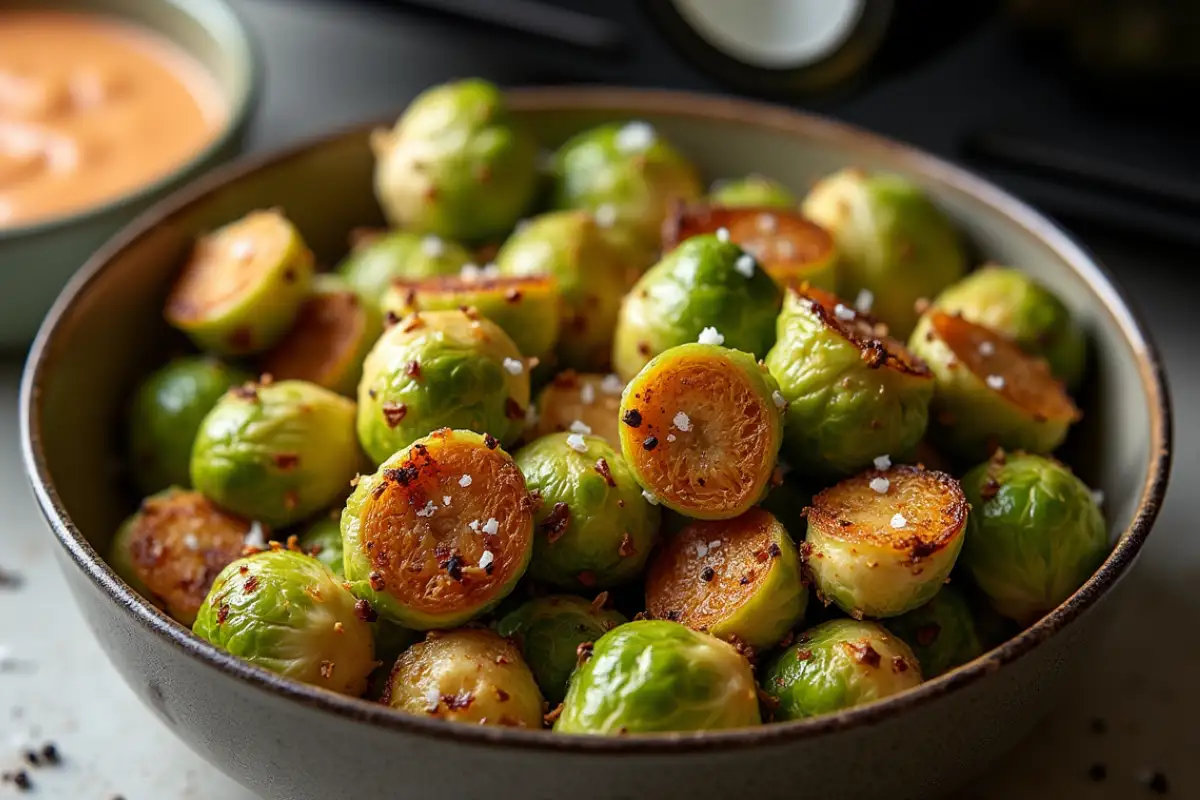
[[342, 429, 535, 629], [803, 169, 966, 338], [193, 549, 376, 695], [530, 371, 625, 448], [127, 356, 252, 495], [645, 508, 806, 649], [662, 205, 836, 291], [960, 452, 1107, 624], [931, 265, 1087, 388], [805, 465, 968, 618], [381, 274, 559, 365], [515, 432, 660, 589], [297, 510, 345, 576], [496, 595, 627, 703], [261, 275, 383, 396], [762, 619, 922, 720], [495, 210, 629, 371], [337, 231, 472, 304], [110, 488, 252, 625], [383, 628, 544, 727], [765, 285, 933, 478], [371, 78, 538, 242], [191, 379, 360, 528], [357, 309, 530, 464], [165, 209, 315, 355], [884, 585, 983, 678], [909, 311, 1080, 461], [555, 620, 760, 734], [708, 175, 797, 209], [758, 478, 818, 535], [619, 343, 784, 520]]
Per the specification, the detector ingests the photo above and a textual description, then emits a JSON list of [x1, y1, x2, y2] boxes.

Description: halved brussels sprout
[[909, 310, 1080, 461], [261, 275, 383, 396], [495, 210, 629, 371], [297, 510, 345, 576], [165, 209, 315, 355], [336, 231, 472, 304], [645, 508, 806, 649], [762, 619, 922, 720], [514, 432, 661, 589], [931, 265, 1087, 388], [662, 205, 836, 291], [110, 488, 252, 625], [960, 451, 1107, 624], [555, 620, 760, 734], [619, 343, 785, 520], [805, 465, 968, 618], [496, 595, 627, 703], [357, 309, 530, 464], [550, 120, 703, 260], [371, 78, 538, 242], [127, 356, 252, 495], [381, 274, 559, 365], [765, 285, 934, 478], [530, 371, 625, 448], [342, 429, 535, 629], [193, 549, 376, 696], [612, 234, 782, 381], [708, 175, 797, 209], [884, 584, 983, 678], [191, 379, 360, 528], [803, 169, 966, 338], [383, 628, 545, 727]]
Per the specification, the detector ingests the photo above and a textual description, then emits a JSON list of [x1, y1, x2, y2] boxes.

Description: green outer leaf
[[708, 174, 797, 209], [297, 512, 345, 576], [336, 231, 471, 306], [883, 585, 984, 677]]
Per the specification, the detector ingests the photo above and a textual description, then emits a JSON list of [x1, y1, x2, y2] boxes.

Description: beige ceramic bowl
[[20, 89, 1172, 800]]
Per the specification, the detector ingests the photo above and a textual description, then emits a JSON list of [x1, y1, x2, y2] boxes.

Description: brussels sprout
[[758, 478, 817, 535], [357, 309, 530, 464], [342, 429, 535, 629], [762, 619, 922, 720], [805, 465, 968, 618], [381, 274, 559, 365], [495, 210, 629, 371], [612, 234, 782, 380], [803, 169, 966, 338], [555, 620, 760, 734], [645, 508, 806, 650], [530, 371, 625, 448], [110, 488, 252, 625], [127, 356, 253, 495], [884, 585, 983, 677], [663, 205, 836, 291], [708, 175, 798, 209], [931, 265, 1087, 388], [908, 311, 1080, 461], [960, 451, 1107, 624], [261, 275, 383, 396], [383, 628, 545, 727], [765, 285, 934, 478], [193, 550, 376, 695], [496, 595, 627, 703], [165, 209, 315, 355], [297, 510, 345, 576], [337, 231, 472, 304], [191, 379, 360, 528], [619, 343, 785, 520], [550, 120, 702, 259], [371, 79, 538, 242], [514, 433, 661, 589]]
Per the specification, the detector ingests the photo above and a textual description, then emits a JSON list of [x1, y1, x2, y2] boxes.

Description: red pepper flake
[[319, 661, 335, 679], [244, 575, 260, 593], [406, 360, 422, 379], [593, 458, 616, 486], [483, 433, 499, 450], [381, 403, 408, 428], [757, 688, 780, 711], [618, 532, 637, 558], [238, 565, 249, 575], [368, 571, 386, 591], [217, 604, 230, 624], [495, 687, 510, 702], [577, 570, 597, 587], [576, 641, 593, 665], [915, 624, 941, 647], [848, 641, 882, 668], [544, 704, 564, 725], [505, 397, 525, 420], [460, 305, 481, 321], [522, 491, 544, 513], [385, 311, 401, 328], [637, 341, 651, 356], [401, 314, 425, 333], [590, 591, 610, 613], [795, 648, 812, 661], [231, 382, 259, 401], [285, 535, 302, 552], [354, 599, 377, 622], [504, 288, 523, 303], [444, 692, 474, 711], [538, 503, 572, 545], [273, 452, 300, 470], [622, 409, 642, 428], [892, 656, 909, 673]]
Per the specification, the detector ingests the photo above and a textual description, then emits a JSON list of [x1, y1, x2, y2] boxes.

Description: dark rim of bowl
[[0, 0, 262, 241], [20, 87, 1173, 755]]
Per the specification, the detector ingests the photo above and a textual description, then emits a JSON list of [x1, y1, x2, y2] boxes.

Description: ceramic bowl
[[20, 88, 1172, 800], [0, 0, 260, 351]]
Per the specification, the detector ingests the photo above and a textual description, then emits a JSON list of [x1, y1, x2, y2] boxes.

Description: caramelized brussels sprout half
[[530, 371, 625, 448], [337, 231, 471, 304], [342, 429, 535, 629], [297, 510, 345, 576], [805, 465, 968, 618], [884, 585, 983, 678], [708, 175, 797, 209]]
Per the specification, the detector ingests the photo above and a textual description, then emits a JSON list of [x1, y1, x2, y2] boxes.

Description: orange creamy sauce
[[0, 11, 225, 228]]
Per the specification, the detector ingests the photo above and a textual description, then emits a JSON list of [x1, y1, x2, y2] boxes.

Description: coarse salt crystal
[[478, 551, 495, 570], [986, 374, 1006, 390], [525, 404, 540, 426], [593, 203, 618, 228], [694, 543, 709, 558], [183, 533, 200, 551], [869, 477, 890, 494], [666, 434, 676, 443], [716, 227, 730, 243], [642, 489, 660, 506], [460, 263, 482, 280], [735, 254, 756, 278], [244, 521, 267, 549], [834, 303, 856, 322], [415, 500, 437, 518], [443, 495, 452, 506], [503, 358, 525, 375], [615, 121, 656, 153], [890, 513, 908, 529], [757, 213, 778, 234], [873, 454, 892, 471], [580, 383, 596, 405], [459, 474, 473, 488], [855, 289, 874, 314], [600, 374, 624, 395], [567, 433, 588, 452], [697, 327, 724, 346], [978, 341, 996, 357], [672, 411, 692, 432], [421, 235, 445, 257], [469, 520, 480, 531], [569, 420, 593, 435], [772, 390, 787, 410], [482, 518, 499, 535], [426, 688, 441, 710], [708, 540, 721, 550]]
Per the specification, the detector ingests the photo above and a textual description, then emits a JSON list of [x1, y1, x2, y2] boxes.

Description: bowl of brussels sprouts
[[20, 81, 1171, 800]]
